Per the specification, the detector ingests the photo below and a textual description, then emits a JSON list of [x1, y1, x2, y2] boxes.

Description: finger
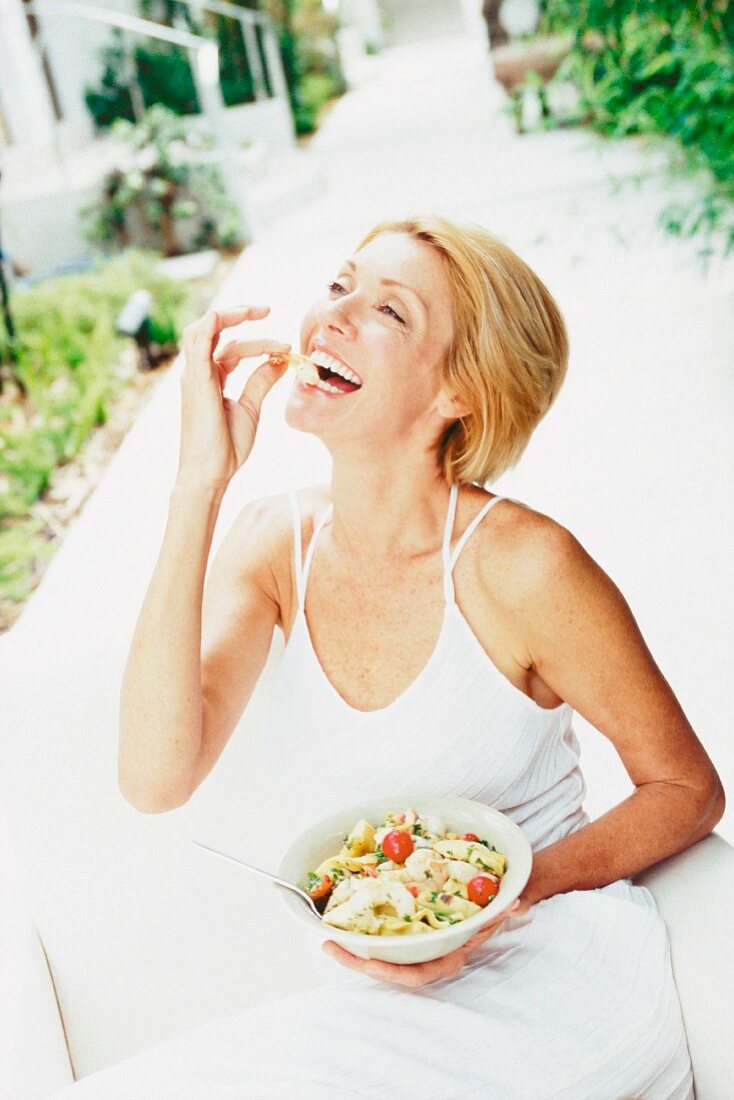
[[322, 941, 456, 988], [235, 355, 290, 415], [218, 304, 270, 326], [215, 339, 292, 369]]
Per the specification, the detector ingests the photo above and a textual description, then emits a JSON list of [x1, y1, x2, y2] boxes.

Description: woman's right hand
[[176, 305, 292, 491]]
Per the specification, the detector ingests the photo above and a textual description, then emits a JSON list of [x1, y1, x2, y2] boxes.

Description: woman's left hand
[[321, 896, 532, 989]]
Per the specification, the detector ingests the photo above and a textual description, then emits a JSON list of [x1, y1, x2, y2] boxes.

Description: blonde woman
[[61, 216, 723, 1097]]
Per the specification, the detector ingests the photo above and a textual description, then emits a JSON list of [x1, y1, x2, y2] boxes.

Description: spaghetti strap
[[445, 491, 507, 603], [442, 483, 460, 603], [288, 490, 305, 611], [299, 495, 332, 607]]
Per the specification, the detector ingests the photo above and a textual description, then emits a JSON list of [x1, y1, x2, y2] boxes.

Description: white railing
[[28, 0, 289, 121]]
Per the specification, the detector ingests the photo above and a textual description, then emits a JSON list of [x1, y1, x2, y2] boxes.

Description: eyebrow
[[343, 260, 428, 315]]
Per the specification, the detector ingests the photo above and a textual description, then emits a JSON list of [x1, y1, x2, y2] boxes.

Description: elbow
[[118, 772, 194, 814], [705, 774, 726, 833], [689, 770, 726, 839]]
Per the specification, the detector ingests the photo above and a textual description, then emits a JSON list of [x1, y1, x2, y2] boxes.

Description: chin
[[284, 393, 323, 436]]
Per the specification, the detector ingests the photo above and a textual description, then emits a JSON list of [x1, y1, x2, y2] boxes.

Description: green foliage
[[0, 252, 192, 603], [259, 0, 346, 133], [85, 31, 200, 127], [83, 105, 243, 256], [84, 1, 344, 134], [534, 1, 734, 258]]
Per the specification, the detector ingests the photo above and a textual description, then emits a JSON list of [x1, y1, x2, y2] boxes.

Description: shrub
[[83, 106, 243, 256], [0, 252, 192, 604], [529, 1, 734, 258]]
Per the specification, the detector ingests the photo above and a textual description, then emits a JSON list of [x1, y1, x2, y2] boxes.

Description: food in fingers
[[270, 351, 320, 386]]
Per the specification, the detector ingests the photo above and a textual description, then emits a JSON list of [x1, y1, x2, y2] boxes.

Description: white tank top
[[263, 482, 589, 852]]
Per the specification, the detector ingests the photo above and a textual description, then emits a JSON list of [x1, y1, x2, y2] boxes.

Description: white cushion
[[636, 833, 734, 1098]]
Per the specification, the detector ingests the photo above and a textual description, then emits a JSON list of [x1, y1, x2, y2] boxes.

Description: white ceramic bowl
[[276, 794, 533, 965]]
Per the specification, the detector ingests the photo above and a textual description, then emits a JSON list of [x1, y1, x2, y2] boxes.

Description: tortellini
[[303, 808, 507, 936]]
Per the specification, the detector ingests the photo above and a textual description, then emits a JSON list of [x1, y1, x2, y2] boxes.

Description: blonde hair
[[355, 215, 570, 487]]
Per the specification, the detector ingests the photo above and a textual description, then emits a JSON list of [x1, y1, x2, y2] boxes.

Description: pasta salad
[[301, 808, 507, 936]]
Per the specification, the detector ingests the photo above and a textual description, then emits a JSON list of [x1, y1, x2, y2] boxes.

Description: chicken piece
[[404, 848, 450, 890], [421, 815, 447, 838]]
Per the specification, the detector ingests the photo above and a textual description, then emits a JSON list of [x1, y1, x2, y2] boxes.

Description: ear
[[436, 390, 471, 420]]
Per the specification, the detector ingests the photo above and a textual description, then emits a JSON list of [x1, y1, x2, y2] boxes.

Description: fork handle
[[191, 840, 294, 891]]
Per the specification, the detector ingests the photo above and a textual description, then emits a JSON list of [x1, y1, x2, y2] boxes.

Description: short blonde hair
[[355, 215, 570, 487]]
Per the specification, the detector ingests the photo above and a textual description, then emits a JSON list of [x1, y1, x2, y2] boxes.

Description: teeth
[[310, 349, 362, 387], [312, 377, 344, 394]]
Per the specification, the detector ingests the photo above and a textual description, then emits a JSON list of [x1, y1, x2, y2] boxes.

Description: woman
[[64, 216, 723, 1097]]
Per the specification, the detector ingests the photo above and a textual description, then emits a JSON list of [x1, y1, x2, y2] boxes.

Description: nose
[[322, 293, 357, 339]]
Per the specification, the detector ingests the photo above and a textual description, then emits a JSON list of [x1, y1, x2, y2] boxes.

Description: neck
[[326, 450, 454, 563]]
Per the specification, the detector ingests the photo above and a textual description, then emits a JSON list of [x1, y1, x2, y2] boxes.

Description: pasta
[[273, 351, 321, 386], [301, 808, 508, 936]]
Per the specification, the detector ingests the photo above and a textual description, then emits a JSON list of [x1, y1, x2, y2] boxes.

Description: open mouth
[[309, 349, 362, 394]]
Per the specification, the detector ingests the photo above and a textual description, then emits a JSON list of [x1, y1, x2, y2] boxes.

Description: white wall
[[0, 0, 57, 147]]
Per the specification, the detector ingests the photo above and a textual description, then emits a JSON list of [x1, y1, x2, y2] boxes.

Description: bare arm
[[118, 304, 290, 812], [498, 518, 725, 906], [118, 481, 226, 811], [118, 488, 286, 811]]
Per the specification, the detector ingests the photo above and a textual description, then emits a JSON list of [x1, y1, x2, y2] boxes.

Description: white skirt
[[52, 880, 693, 1100]]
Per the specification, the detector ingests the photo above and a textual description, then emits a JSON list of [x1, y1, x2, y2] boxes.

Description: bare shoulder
[[473, 492, 637, 681], [224, 483, 330, 615], [473, 494, 588, 608]]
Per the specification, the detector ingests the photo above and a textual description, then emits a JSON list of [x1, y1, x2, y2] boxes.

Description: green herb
[[404, 915, 413, 923], [375, 849, 389, 863], [429, 891, 439, 903], [453, 890, 462, 897], [413, 822, 424, 836], [306, 871, 320, 890]]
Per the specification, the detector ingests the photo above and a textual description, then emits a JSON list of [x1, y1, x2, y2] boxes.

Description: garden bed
[[0, 248, 239, 633]]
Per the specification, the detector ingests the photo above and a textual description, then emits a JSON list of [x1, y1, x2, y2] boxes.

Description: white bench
[[4, 825, 732, 1098]]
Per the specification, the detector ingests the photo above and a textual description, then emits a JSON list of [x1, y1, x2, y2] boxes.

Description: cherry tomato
[[406, 884, 420, 898], [460, 832, 481, 842], [467, 875, 499, 907], [308, 873, 333, 900], [381, 829, 414, 864]]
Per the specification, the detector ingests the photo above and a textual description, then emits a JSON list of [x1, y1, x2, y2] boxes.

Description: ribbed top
[[263, 483, 589, 852]]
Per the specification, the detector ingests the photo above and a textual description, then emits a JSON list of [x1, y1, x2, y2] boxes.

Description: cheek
[[299, 306, 320, 351]]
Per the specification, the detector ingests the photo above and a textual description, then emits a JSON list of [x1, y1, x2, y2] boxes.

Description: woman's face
[[285, 232, 460, 454]]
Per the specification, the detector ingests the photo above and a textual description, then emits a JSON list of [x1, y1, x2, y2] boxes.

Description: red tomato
[[381, 829, 414, 864], [406, 884, 420, 898], [460, 832, 481, 842], [467, 875, 499, 907]]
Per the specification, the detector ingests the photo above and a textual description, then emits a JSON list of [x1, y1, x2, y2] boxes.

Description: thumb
[[236, 355, 289, 419]]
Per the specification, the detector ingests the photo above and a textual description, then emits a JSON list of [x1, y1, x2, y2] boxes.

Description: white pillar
[[0, 0, 57, 146], [340, 0, 384, 52]]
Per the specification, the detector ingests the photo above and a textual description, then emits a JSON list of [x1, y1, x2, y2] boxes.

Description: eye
[[380, 303, 405, 324], [326, 281, 406, 325]]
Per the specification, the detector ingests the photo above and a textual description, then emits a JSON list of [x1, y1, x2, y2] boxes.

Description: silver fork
[[191, 840, 325, 919]]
